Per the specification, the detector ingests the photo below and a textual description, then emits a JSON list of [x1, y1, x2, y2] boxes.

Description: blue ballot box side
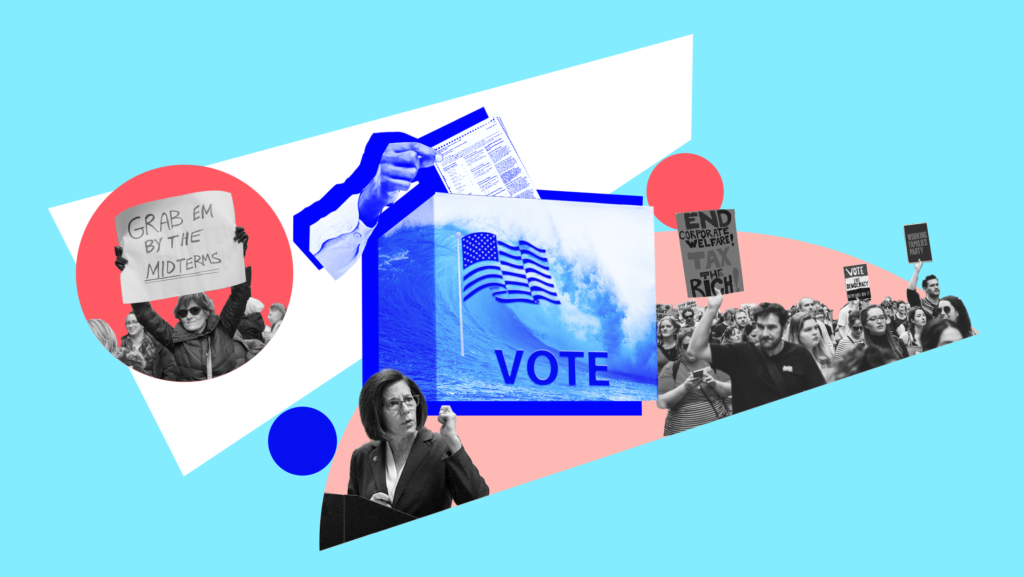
[[363, 188, 648, 417]]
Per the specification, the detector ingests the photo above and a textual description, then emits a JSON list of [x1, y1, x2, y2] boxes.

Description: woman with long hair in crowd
[[938, 296, 976, 338], [921, 318, 964, 351], [830, 342, 897, 382], [657, 327, 732, 435], [113, 227, 252, 381], [861, 305, 909, 360], [786, 311, 834, 378], [657, 315, 683, 376], [742, 324, 758, 345], [120, 312, 181, 380], [899, 306, 930, 356], [89, 319, 127, 359], [723, 325, 745, 345], [89, 318, 148, 373]]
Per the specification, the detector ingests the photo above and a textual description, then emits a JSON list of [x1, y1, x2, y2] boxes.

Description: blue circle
[[268, 407, 337, 476]]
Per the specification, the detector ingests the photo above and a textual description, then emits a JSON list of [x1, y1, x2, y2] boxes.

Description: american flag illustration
[[460, 232, 560, 305]]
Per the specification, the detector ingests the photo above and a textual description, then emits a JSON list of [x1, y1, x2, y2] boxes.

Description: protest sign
[[656, 304, 672, 319], [676, 209, 744, 298], [904, 223, 932, 262], [843, 263, 871, 302], [115, 191, 246, 303], [678, 300, 697, 310]]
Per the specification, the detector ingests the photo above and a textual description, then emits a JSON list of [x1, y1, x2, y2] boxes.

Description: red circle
[[646, 153, 724, 228], [76, 165, 293, 359]]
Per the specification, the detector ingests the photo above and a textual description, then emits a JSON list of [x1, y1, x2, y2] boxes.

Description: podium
[[319, 493, 418, 549]]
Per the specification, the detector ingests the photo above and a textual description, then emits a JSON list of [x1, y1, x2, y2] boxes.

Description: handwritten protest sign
[[678, 300, 697, 310], [904, 223, 932, 262], [115, 191, 246, 303], [676, 209, 744, 298], [656, 304, 672, 319], [843, 263, 871, 302]]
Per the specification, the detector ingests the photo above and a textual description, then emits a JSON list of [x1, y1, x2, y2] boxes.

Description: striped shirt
[[834, 336, 865, 358], [665, 398, 729, 436], [658, 360, 731, 435]]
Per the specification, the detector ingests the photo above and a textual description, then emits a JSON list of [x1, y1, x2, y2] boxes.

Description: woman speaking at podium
[[348, 370, 489, 517]]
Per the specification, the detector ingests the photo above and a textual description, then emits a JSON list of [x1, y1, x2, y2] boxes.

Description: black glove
[[114, 246, 128, 271], [234, 226, 249, 257]]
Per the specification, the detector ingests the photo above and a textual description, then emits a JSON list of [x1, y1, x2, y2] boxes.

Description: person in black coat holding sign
[[113, 227, 252, 381]]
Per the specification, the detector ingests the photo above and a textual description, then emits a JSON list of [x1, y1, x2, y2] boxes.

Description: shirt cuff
[[311, 193, 377, 280], [309, 191, 368, 255]]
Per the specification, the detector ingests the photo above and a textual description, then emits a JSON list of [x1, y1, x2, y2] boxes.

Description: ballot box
[[363, 189, 656, 416]]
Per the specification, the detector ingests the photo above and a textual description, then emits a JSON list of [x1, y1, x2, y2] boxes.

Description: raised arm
[[312, 141, 441, 279], [688, 291, 723, 363], [114, 246, 175, 348], [438, 406, 489, 504], [907, 260, 924, 292], [130, 302, 175, 349], [218, 266, 253, 337], [906, 261, 924, 307]]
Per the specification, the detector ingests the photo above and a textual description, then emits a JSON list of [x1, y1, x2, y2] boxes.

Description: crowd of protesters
[[656, 261, 975, 436], [87, 227, 288, 381]]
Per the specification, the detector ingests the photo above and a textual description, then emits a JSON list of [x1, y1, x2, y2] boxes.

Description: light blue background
[[2, 1, 1020, 574]]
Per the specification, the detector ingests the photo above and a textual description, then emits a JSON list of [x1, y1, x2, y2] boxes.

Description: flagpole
[[456, 232, 465, 356]]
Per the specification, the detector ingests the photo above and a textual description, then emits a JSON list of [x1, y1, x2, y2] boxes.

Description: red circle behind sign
[[646, 153, 724, 229], [76, 165, 293, 353]]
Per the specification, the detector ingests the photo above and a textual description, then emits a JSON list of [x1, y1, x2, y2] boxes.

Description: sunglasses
[[175, 306, 204, 319], [850, 326, 864, 332], [941, 306, 954, 314]]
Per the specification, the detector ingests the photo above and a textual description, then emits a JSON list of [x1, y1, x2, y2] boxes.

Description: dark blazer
[[347, 428, 489, 518]]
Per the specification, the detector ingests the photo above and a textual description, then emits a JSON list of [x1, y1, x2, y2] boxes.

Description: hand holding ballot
[[308, 140, 440, 280], [358, 142, 441, 228], [300, 114, 540, 280]]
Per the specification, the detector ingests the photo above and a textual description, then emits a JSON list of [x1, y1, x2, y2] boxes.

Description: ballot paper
[[433, 117, 538, 199]]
